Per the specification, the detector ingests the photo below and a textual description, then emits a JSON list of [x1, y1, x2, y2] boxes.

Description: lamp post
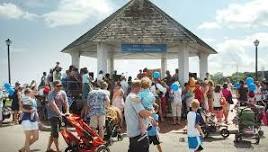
[[254, 39, 259, 81], [6, 39, 12, 84]]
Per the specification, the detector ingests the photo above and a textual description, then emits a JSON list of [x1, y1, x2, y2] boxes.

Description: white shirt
[[151, 83, 167, 97], [120, 80, 129, 96], [82, 74, 90, 84], [213, 92, 222, 107], [187, 111, 200, 137], [256, 87, 262, 101]]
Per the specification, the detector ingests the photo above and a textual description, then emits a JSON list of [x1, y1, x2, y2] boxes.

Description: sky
[[0, 0, 268, 84]]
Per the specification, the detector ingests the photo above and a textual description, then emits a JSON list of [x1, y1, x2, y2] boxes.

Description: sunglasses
[[55, 85, 62, 88]]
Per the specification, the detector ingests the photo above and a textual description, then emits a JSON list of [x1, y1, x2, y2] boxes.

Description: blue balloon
[[3, 83, 15, 96], [171, 83, 180, 91], [248, 83, 256, 92], [246, 77, 254, 85], [153, 71, 160, 79], [234, 82, 240, 89]]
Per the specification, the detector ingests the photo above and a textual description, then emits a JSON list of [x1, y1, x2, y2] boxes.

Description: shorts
[[129, 134, 149, 152], [21, 120, 38, 131], [49, 117, 61, 138], [171, 101, 182, 117], [149, 135, 160, 145], [90, 115, 105, 129]]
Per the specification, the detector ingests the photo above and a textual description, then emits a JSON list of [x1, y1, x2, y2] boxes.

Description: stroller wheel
[[220, 129, 230, 138], [118, 134, 123, 141], [202, 128, 208, 138], [65, 146, 78, 152], [258, 130, 264, 137], [254, 135, 260, 145], [234, 134, 241, 143], [96, 145, 110, 152]]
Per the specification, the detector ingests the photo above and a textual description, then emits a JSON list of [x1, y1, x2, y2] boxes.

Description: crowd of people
[[1, 62, 268, 152]]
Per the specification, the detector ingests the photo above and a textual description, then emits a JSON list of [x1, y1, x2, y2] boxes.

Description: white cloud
[[197, 21, 220, 30], [209, 32, 268, 75], [42, 0, 114, 27], [0, 3, 38, 20], [199, 0, 268, 29]]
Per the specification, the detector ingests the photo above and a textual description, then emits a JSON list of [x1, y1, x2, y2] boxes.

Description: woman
[[112, 82, 125, 112], [10, 82, 22, 124], [202, 81, 209, 112], [82, 68, 91, 101], [213, 85, 224, 123], [207, 80, 214, 112], [19, 88, 39, 152], [170, 82, 182, 125], [221, 83, 232, 124], [237, 80, 248, 106]]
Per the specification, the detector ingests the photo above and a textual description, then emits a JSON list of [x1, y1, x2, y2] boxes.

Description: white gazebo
[[61, 0, 217, 83]]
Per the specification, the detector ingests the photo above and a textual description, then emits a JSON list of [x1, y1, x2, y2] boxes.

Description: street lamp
[[254, 39, 259, 81], [5, 38, 12, 84]]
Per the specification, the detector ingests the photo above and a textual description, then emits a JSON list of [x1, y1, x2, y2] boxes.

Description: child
[[139, 77, 155, 135], [248, 91, 256, 106], [147, 104, 162, 152], [213, 85, 224, 123], [187, 99, 204, 152]]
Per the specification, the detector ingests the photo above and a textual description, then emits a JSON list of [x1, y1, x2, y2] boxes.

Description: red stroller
[[60, 114, 110, 152]]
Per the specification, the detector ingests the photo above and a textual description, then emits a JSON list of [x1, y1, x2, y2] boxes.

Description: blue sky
[[0, 0, 268, 84]]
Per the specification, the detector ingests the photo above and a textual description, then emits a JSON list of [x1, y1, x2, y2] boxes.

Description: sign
[[121, 44, 167, 53]]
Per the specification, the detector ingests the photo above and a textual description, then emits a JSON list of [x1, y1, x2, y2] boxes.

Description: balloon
[[234, 82, 240, 89], [153, 71, 160, 79], [3, 83, 15, 96], [246, 77, 254, 85], [248, 83, 256, 92], [171, 83, 180, 91]]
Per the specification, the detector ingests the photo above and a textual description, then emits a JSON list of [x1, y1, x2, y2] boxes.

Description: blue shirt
[[138, 89, 155, 110], [87, 89, 107, 117], [125, 92, 146, 137]]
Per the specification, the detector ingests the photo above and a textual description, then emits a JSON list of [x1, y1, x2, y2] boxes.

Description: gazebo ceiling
[[62, 0, 217, 55]]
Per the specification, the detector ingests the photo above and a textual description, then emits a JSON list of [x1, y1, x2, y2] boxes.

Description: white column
[[97, 43, 108, 74], [178, 46, 189, 83], [108, 55, 114, 74], [70, 51, 80, 69], [199, 53, 208, 80], [161, 54, 167, 79]]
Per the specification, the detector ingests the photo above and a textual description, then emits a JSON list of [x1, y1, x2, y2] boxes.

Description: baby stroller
[[234, 106, 263, 144], [104, 106, 123, 145], [199, 109, 230, 138], [60, 114, 110, 152]]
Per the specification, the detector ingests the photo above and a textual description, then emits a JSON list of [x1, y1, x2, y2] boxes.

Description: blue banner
[[121, 44, 167, 53]]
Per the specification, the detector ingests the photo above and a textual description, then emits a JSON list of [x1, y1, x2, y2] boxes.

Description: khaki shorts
[[90, 115, 105, 129]]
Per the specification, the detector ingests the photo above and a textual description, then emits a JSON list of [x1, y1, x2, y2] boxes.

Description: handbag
[[227, 95, 233, 104]]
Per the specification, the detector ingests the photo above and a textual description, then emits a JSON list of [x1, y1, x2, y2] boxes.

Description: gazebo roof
[[62, 0, 217, 54]]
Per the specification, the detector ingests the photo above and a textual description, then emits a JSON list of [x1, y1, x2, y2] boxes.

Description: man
[[120, 76, 129, 99], [46, 80, 69, 152], [86, 80, 110, 138], [125, 80, 152, 152]]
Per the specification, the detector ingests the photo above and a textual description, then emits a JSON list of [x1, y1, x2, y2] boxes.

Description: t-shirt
[[47, 90, 67, 119], [124, 92, 145, 138], [213, 92, 222, 107], [139, 88, 155, 110], [87, 89, 108, 117], [187, 111, 200, 137], [171, 88, 182, 103], [82, 74, 90, 84]]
